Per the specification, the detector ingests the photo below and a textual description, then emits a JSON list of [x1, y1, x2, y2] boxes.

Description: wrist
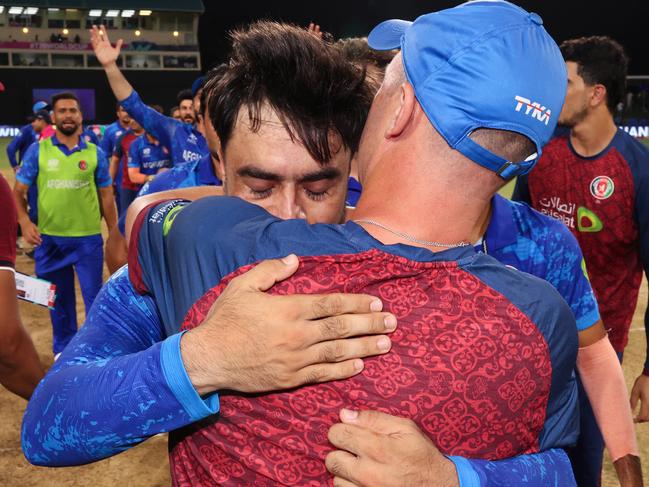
[[180, 328, 227, 395]]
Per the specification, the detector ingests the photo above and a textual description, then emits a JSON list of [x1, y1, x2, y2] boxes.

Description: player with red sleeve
[[514, 36, 647, 486], [0, 174, 43, 399]]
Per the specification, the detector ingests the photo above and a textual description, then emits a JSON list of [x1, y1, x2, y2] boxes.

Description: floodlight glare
[[105, 10, 120, 17], [22, 27, 29, 34], [89, 9, 102, 17], [24, 7, 38, 15], [139, 10, 152, 16], [0, 7, 5, 14], [8, 6, 23, 14], [121, 10, 134, 17]]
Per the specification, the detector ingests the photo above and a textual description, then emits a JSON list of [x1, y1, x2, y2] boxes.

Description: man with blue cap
[[120, 1, 578, 484]]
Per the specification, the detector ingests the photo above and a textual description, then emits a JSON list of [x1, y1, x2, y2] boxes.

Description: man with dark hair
[[23, 21, 394, 467], [13, 92, 117, 357], [91, 26, 208, 166], [176, 88, 195, 125], [514, 36, 647, 486], [101, 103, 131, 214]]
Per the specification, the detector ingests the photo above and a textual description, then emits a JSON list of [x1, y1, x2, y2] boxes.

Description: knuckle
[[326, 455, 346, 477], [304, 366, 328, 384], [321, 316, 347, 339], [320, 341, 346, 363]]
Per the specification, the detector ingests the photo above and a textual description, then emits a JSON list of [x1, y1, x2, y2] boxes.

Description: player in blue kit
[[23, 10, 579, 485], [91, 26, 208, 166], [100, 103, 131, 214]]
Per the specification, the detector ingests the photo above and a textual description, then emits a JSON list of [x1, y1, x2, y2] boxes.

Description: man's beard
[[558, 104, 588, 128], [183, 115, 195, 124], [58, 123, 79, 136]]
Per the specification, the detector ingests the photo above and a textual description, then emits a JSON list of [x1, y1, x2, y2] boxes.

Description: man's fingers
[[338, 408, 413, 435], [630, 384, 640, 411], [328, 422, 381, 458], [332, 477, 358, 487], [115, 38, 123, 52], [234, 255, 300, 292], [313, 312, 396, 342], [325, 450, 360, 483], [307, 335, 392, 366], [296, 292, 384, 320], [298, 359, 364, 385], [637, 398, 649, 423]]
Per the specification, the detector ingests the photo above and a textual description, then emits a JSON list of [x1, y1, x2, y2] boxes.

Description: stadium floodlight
[[105, 10, 120, 17], [8, 6, 23, 14], [139, 10, 152, 16], [134, 29, 141, 37], [173, 31, 179, 37], [89, 9, 102, 17], [47, 8, 59, 11], [121, 10, 134, 17], [62, 28, 69, 35], [22, 27, 29, 34], [0, 7, 4, 14], [24, 7, 38, 14]]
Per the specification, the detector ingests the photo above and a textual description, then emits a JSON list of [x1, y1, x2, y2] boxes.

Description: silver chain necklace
[[353, 219, 470, 248]]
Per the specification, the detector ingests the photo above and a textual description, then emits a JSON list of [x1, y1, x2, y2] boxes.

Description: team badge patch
[[78, 160, 87, 171], [590, 176, 614, 200]]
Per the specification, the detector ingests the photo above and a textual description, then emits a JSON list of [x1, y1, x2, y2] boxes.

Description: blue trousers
[[35, 234, 103, 354], [119, 187, 140, 220], [567, 351, 624, 487]]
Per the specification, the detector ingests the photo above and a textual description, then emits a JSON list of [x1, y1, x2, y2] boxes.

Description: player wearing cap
[[13, 92, 117, 356], [125, 4, 579, 483], [0, 174, 43, 399], [514, 36, 647, 486], [90, 26, 208, 166]]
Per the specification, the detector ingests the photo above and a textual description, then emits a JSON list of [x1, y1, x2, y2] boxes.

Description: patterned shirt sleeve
[[539, 215, 600, 331], [21, 267, 218, 466], [119, 91, 177, 151], [94, 146, 112, 188], [15, 142, 40, 187], [450, 448, 575, 486]]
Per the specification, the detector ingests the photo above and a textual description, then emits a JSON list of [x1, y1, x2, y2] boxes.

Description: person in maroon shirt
[[0, 174, 43, 399], [514, 36, 648, 486]]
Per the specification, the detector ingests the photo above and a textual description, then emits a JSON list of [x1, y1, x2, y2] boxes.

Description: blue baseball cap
[[32, 100, 49, 114], [191, 75, 206, 98], [368, 0, 567, 179]]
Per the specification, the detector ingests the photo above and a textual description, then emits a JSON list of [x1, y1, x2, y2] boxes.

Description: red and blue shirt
[[128, 196, 579, 485], [514, 129, 649, 357]]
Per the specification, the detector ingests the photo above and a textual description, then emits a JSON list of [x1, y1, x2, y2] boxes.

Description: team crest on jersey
[[78, 160, 87, 171], [143, 148, 151, 156], [47, 158, 60, 170], [590, 176, 614, 200]]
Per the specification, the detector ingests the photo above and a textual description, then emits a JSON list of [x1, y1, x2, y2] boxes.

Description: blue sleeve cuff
[[448, 456, 481, 487], [575, 309, 601, 332], [160, 331, 219, 421]]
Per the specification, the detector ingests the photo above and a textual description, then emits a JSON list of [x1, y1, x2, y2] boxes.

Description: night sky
[[198, 0, 649, 75]]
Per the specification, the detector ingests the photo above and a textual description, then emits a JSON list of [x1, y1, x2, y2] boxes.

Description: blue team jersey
[[127, 136, 171, 176], [128, 197, 578, 484], [100, 121, 128, 158], [119, 91, 208, 166], [138, 154, 221, 196], [80, 127, 100, 146], [6, 124, 38, 168], [482, 195, 600, 332]]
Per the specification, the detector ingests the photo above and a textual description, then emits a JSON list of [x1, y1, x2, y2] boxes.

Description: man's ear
[[590, 84, 608, 109], [385, 82, 416, 139]]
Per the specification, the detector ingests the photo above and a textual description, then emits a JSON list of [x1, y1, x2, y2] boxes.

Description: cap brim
[[368, 19, 412, 51]]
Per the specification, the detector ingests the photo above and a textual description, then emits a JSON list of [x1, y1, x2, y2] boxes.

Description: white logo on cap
[[514, 95, 551, 125]]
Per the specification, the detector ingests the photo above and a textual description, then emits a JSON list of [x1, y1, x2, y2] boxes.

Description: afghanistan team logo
[[590, 176, 614, 200], [78, 160, 87, 171]]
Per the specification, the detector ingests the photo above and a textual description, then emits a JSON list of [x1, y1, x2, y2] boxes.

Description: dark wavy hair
[[560, 36, 628, 113], [203, 21, 373, 163]]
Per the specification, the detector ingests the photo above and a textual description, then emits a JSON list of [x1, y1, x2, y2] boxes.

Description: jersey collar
[[483, 194, 517, 253], [51, 133, 88, 156]]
